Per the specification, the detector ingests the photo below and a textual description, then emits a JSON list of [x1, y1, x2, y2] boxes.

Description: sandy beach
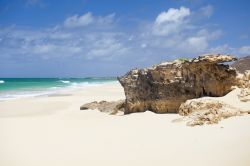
[[0, 81, 250, 166], [1, 0, 250, 165]]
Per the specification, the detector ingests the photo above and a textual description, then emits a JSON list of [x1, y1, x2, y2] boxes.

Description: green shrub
[[175, 58, 190, 62]]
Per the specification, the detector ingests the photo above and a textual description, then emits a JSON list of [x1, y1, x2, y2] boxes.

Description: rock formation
[[178, 98, 250, 126], [236, 70, 250, 102], [177, 84, 250, 126], [238, 88, 250, 102], [79, 54, 250, 126], [118, 54, 237, 114], [237, 70, 250, 88], [80, 100, 125, 115]]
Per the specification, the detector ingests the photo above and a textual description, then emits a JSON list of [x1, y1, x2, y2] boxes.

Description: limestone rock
[[192, 53, 237, 63], [237, 71, 250, 102], [238, 88, 250, 102], [118, 53, 237, 114], [237, 70, 250, 88], [178, 98, 250, 126], [80, 100, 125, 115]]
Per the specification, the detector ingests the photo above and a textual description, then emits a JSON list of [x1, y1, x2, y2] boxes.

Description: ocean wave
[[0, 90, 55, 101], [0, 80, 116, 101], [0, 80, 5, 84], [60, 80, 70, 84]]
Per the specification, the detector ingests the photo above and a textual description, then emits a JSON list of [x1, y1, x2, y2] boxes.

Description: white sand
[[0, 81, 250, 166]]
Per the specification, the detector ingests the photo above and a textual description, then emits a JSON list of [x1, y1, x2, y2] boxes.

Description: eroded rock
[[237, 70, 250, 88], [178, 98, 250, 126], [238, 88, 250, 102], [80, 100, 125, 115], [118, 54, 237, 114]]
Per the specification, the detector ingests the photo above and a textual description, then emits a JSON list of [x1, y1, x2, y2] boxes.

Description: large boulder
[[118, 54, 237, 114]]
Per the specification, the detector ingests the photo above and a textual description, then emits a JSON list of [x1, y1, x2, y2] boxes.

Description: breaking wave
[[60, 80, 71, 84]]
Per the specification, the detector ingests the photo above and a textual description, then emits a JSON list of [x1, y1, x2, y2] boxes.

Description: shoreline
[[0, 80, 118, 101], [0, 81, 123, 118]]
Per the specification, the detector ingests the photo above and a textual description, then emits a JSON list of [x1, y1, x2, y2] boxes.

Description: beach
[[0, 81, 250, 166]]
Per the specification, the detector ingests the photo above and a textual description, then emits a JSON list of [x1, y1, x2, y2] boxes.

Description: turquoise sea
[[0, 78, 117, 100]]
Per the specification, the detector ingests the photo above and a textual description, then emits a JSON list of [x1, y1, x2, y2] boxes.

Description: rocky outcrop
[[238, 88, 250, 102], [80, 100, 125, 115], [176, 70, 250, 126], [177, 85, 250, 126], [178, 98, 250, 126], [236, 71, 250, 102], [118, 54, 237, 114], [237, 70, 250, 88]]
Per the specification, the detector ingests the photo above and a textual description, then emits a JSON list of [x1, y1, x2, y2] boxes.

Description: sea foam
[[60, 80, 70, 84], [0, 80, 5, 84]]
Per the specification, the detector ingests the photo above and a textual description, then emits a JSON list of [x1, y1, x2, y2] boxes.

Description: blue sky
[[0, 0, 250, 77]]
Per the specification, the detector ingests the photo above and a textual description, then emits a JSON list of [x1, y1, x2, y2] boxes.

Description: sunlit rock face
[[118, 54, 237, 114]]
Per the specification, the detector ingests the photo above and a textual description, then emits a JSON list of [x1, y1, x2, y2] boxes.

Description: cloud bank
[[0, 6, 249, 76]]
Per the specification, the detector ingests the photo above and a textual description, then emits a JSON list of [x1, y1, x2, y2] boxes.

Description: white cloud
[[209, 45, 250, 56], [32, 44, 56, 54], [199, 5, 213, 18], [162, 32, 210, 55], [238, 46, 250, 55], [63, 12, 115, 28], [240, 34, 249, 39], [96, 13, 116, 25], [25, 0, 44, 7], [147, 6, 224, 55], [85, 36, 129, 60], [197, 29, 222, 40], [141, 43, 147, 48], [1, 6, 248, 73], [176, 29, 222, 54], [64, 12, 94, 28], [0, 25, 131, 62], [153, 6, 190, 36], [3, 7, 221, 63], [155, 6, 190, 24], [49, 32, 72, 39], [186, 36, 208, 52], [128, 35, 134, 41], [209, 44, 232, 53], [32, 44, 81, 56]]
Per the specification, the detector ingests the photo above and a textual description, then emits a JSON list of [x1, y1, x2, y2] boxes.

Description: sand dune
[[0, 82, 250, 166]]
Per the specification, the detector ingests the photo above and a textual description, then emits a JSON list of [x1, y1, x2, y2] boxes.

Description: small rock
[[80, 100, 125, 115]]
